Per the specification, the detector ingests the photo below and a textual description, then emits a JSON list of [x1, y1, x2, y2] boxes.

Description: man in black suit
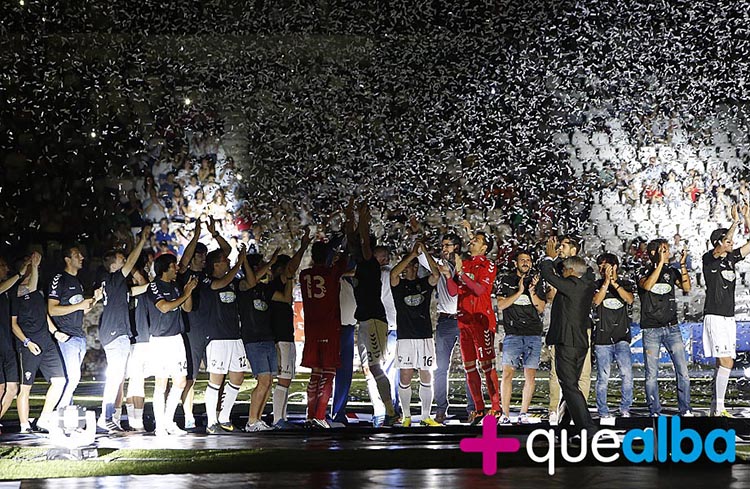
[[540, 240, 597, 434]]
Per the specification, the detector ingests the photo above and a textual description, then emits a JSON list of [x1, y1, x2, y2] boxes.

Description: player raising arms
[[299, 241, 349, 428], [203, 245, 252, 434], [390, 242, 442, 427]]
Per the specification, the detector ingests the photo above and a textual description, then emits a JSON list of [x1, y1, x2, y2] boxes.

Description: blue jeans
[[594, 341, 633, 416], [642, 326, 691, 415], [434, 315, 475, 415], [58, 336, 87, 407], [332, 325, 355, 422]]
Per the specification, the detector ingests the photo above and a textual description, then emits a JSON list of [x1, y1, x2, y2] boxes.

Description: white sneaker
[[245, 420, 274, 432], [682, 410, 695, 417], [130, 419, 145, 431], [166, 423, 187, 436], [548, 411, 558, 426], [184, 418, 196, 430]]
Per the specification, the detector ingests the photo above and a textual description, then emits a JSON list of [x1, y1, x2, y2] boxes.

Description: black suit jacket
[[540, 258, 596, 347]]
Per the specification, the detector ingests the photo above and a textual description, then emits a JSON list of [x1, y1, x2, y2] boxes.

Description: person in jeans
[[637, 239, 693, 417], [496, 250, 546, 425], [592, 253, 634, 419], [431, 233, 474, 423]]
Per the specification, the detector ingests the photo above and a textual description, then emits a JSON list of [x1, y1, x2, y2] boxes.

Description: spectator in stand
[[208, 189, 229, 222], [152, 158, 173, 186], [143, 186, 168, 223], [176, 159, 195, 188], [160, 172, 177, 201], [643, 180, 664, 204], [203, 175, 220, 202], [170, 186, 187, 223], [187, 189, 208, 221], [198, 158, 215, 183], [155, 218, 182, 256], [184, 175, 201, 201]]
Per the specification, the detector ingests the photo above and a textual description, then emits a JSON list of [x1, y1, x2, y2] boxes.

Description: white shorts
[[396, 338, 437, 370], [703, 314, 737, 359], [276, 341, 296, 380], [206, 339, 250, 374], [127, 342, 153, 381], [149, 335, 188, 378], [358, 319, 389, 366]]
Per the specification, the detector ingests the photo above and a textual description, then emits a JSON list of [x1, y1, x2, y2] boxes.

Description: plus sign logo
[[459, 415, 521, 475]]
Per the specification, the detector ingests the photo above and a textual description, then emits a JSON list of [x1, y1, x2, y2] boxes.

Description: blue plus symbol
[[459, 415, 521, 475]]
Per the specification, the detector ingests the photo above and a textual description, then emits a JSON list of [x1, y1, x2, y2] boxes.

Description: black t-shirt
[[206, 278, 241, 340], [177, 269, 209, 336], [146, 279, 185, 337], [354, 257, 387, 322], [48, 271, 86, 337], [269, 276, 294, 343], [638, 266, 681, 329], [130, 294, 150, 343], [392, 276, 435, 339], [99, 271, 131, 345], [0, 286, 14, 352], [498, 274, 545, 336], [703, 249, 743, 317], [239, 282, 275, 343], [593, 279, 633, 344], [11, 289, 53, 344]]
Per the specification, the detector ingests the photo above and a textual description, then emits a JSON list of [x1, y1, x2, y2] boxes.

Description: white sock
[[398, 382, 412, 419], [219, 382, 241, 424], [419, 382, 433, 420], [126, 403, 135, 423], [164, 387, 183, 427], [716, 366, 731, 412], [273, 384, 289, 424], [135, 408, 144, 424], [20, 422, 30, 431], [374, 373, 395, 417], [205, 383, 221, 427], [367, 375, 386, 417], [114, 407, 122, 423]]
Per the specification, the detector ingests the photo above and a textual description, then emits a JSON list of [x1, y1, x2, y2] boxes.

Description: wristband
[[23, 338, 31, 347]]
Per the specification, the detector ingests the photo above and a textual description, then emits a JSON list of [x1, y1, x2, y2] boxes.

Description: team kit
[[0, 203, 747, 436]]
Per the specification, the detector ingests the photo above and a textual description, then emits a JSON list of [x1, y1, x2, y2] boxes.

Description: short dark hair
[[711, 228, 729, 248], [154, 253, 177, 277], [103, 249, 125, 270], [559, 235, 581, 254], [62, 244, 81, 260], [646, 239, 668, 264], [194, 243, 208, 255], [596, 253, 619, 267], [513, 250, 533, 262], [475, 231, 494, 254], [247, 253, 263, 268], [311, 242, 329, 264], [442, 233, 462, 250], [271, 254, 291, 277], [205, 249, 226, 274]]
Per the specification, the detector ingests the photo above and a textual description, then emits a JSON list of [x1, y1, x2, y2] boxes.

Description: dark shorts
[[184, 332, 209, 380], [0, 349, 19, 384], [245, 341, 278, 376], [19, 341, 65, 385]]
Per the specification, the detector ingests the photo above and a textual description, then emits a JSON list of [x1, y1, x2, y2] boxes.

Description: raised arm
[[179, 219, 202, 273], [286, 227, 312, 277], [638, 244, 669, 291], [155, 277, 197, 313], [207, 215, 231, 256], [739, 205, 750, 258], [539, 258, 576, 297], [358, 203, 373, 261], [211, 245, 246, 290], [528, 275, 546, 313], [420, 243, 441, 287], [390, 243, 420, 286], [1, 257, 29, 295], [608, 265, 634, 304], [123, 225, 151, 277]]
